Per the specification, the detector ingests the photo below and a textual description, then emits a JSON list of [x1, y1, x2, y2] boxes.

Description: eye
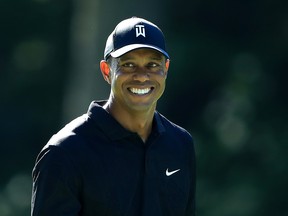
[[122, 62, 135, 68], [147, 62, 160, 69]]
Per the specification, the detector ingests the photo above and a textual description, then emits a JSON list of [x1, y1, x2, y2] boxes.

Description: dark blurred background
[[0, 0, 287, 215]]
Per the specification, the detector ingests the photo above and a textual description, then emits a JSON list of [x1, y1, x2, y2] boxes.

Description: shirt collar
[[87, 100, 165, 141]]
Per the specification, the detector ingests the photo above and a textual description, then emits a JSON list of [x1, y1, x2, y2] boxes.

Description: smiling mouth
[[128, 87, 153, 95]]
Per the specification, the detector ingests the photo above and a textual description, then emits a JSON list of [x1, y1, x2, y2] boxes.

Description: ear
[[164, 59, 170, 77], [165, 59, 170, 71], [100, 60, 111, 84]]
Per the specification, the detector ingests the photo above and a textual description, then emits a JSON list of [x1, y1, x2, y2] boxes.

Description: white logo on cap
[[135, 25, 145, 37]]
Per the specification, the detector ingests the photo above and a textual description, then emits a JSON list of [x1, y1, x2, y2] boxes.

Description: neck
[[104, 102, 155, 142]]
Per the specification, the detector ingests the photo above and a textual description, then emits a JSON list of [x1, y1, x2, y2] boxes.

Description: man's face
[[108, 48, 169, 112]]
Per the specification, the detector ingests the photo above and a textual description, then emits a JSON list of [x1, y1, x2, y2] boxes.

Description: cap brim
[[110, 44, 170, 59]]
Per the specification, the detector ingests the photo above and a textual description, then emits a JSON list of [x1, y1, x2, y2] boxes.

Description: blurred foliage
[[0, 0, 287, 215]]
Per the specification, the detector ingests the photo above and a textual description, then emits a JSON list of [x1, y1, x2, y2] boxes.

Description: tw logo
[[135, 25, 145, 37]]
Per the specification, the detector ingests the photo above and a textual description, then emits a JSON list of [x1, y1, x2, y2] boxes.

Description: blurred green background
[[0, 0, 287, 215]]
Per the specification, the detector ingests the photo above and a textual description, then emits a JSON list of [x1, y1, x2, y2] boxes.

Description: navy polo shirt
[[31, 101, 196, 216]]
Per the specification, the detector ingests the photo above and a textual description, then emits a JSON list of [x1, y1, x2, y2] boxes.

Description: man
[[31, 17, 196, 216]]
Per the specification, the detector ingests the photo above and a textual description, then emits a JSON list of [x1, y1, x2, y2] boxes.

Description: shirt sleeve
[[31, 145, 82, 216]]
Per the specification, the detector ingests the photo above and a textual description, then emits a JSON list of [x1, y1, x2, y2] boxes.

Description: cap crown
[[104, 17, 169, 60]]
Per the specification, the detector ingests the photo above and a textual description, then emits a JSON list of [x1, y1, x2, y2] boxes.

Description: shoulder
[[46, 114, 88, 147], [157, 112, 193, 143], [33, 115, 92, 175], [36, 114, 92, 163]]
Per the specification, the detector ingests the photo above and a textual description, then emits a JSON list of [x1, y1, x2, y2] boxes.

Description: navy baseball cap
[[104, 17, 170, 60]]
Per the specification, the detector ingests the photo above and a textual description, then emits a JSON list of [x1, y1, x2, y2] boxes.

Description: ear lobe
[[100, 60, 111, 83]]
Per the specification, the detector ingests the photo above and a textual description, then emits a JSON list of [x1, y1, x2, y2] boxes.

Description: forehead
[[119, 48, 165, 61]]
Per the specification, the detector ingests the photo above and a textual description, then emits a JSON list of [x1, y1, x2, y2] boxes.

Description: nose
[[132, 69, 150, 82]]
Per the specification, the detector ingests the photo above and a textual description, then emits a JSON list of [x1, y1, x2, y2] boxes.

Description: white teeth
[[130, 88, 151, 95]]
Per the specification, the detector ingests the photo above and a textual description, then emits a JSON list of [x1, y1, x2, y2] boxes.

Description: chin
[[127, 101, 156, 112]]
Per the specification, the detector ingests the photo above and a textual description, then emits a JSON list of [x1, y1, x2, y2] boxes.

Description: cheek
[[154, 71, 167, 82], [111, 74, 125, 90], [155, 68, 167, 77]]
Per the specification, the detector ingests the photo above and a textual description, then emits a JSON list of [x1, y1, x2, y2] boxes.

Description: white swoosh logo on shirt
[[166, 168, 180, 176]]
